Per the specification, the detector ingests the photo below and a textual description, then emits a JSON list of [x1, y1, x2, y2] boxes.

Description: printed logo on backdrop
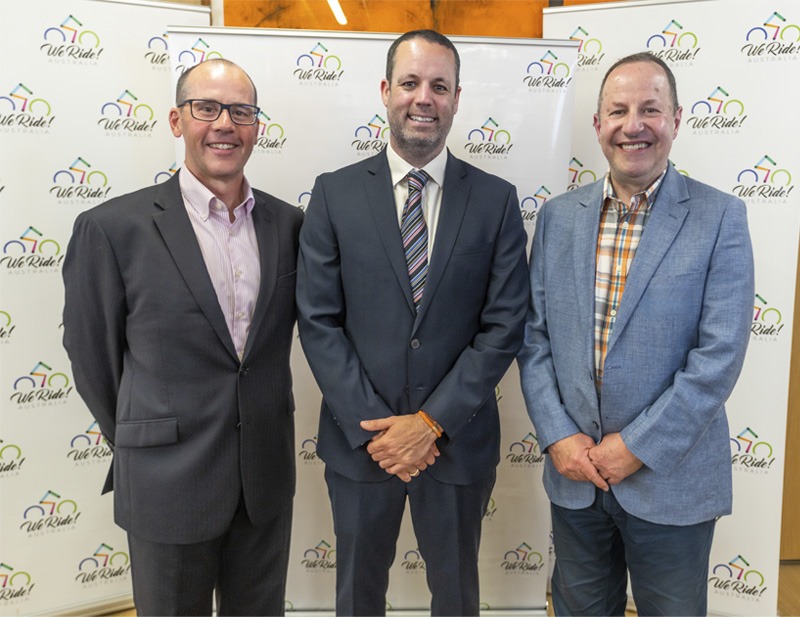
[[686, 86, 747, 135], [255, 112, 286, 153], [302, 540, 336, 571], [9, 361, 73, 408], [501, 542, 545, 574], [352, 114, 389, 157], [464, 117, 514, 160], [154, 163, 179, 184], [645, 19, 701, 64], [50, 157, 112, 203], [483, 496, 498, 522], [568, 157, 598, 191], [709, 555, 767, 601], [97, 90, 157, 136], [0, 310, 14, 344], [20, 490, 81, 535], [294, 42, 344, 85], [298, 434, 321, 464], [506, 432, 544, 467], [400, 547, 426, 573], [75, 543, 130, 586], [0, 439, 26, 478], [570, 26, 605, 70], [742, 11, 800, 62], [41, 15, 104, 64], [752, 293, 786, 341], [176, 38, 222, 74], [144, 32, 169, 70], [1, 227, 62, 273], [68, 421, 112, 466], [520, 186, 550, 224], [730, 427, 776, 474], [733, 155, 794, 204], [0, 563, 35, 606], [0, 83, 55, 133], [523, 50, 572, 90], [297, 191, 312, 212]]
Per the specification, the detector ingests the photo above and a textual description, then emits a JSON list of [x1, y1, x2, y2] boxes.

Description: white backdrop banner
[[543, 1, 798, 616], [165, 27, 578, 611], [0, 1, 210, 615]]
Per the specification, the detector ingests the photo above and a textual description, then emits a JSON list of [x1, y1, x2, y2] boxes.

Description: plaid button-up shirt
[[594, 170, 665, 387]]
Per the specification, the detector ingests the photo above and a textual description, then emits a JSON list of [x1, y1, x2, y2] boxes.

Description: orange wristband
[[417, 410, 443, 438]]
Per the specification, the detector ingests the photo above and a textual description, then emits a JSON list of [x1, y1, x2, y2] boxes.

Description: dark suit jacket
[[296, 150, 529, 484], [62, 171, 303, 544]]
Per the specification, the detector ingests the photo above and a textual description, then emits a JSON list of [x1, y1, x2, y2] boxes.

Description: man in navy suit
[[297, 30, 528, 616], [518, 52, 754, 616], [63, 59, 302, 615]]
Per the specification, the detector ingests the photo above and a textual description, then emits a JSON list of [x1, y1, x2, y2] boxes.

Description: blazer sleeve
[[621, 198, 754, 475], [62, 211, 126, 446], [296, 175, 394, 449], [517, 202, 583, 451], [420, 186, 529, 438]]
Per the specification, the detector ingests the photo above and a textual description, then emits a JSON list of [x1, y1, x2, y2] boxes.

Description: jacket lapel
[[607, 166, 689, 351], [575, 184, 604, 344], [152, 172, 239, 362], [242, 196, 277, 360]]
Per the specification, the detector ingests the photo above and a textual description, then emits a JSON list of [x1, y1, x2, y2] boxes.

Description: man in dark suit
[[62, 59, 302, 616], [297, 30, 529, 616]]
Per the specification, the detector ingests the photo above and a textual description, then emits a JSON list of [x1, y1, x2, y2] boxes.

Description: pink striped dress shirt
[[179, 168, 261, 361]]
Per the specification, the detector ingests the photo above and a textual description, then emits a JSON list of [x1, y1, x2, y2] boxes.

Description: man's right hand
[[547, 433, 609, 491]]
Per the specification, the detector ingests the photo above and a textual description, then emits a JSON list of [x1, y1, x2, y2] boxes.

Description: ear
[[453, 85, 461, 114], [380, 78, 390, 107], [593, 113, 601, 139], [672, 105, 683, 139], [168, 107, 182, 137]]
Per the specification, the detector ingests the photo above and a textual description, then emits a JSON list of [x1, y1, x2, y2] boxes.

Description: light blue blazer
[[518, 164, 754, 525]]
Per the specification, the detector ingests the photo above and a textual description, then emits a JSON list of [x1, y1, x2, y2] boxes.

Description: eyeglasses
[[178, 99, 260, 125]]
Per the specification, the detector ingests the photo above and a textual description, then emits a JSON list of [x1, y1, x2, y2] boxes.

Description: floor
[[105, 561, 800, 616]]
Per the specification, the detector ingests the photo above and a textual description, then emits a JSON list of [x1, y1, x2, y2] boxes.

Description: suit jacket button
[[235, 422, 242, 430], [240, 367, 249, 376], [410, 339, 420, 349]]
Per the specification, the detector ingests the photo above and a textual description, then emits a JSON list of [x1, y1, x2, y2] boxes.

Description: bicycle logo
[[0, 83, 51, 116], [527, 50, 570, 77], [0, 439, 22, 462], [13, 361, 69, 391], [23, 490, 77, 519], [753, 293, 782, 325], [147, 32, 168, 51], [101, 90, 154, 121], [509, 432, 540, 454], [712, 555, 765, 587], [297, 42, 341, 70], [570, 26, 602, 54], [730, 427, 773, 458], [3, 227, 60, 255], [0, 564, 32, 589], [154, 163, 179, 184], [78, 544, 129, 571], [737, 155, 792, 186], [468, 117, 511, 144], [521, 186, 551, 211], [747, 11, 800, 42], [647, 19, 698, 48], [43, 14, 100, 48], [71, 421, 106, 448], [53, 157, 108, 187], [690, 86, 744, 116], [354, 114, 389, 140], [303, 540, 336, 566], [178, 38, 222, 67], [503, 542, 543, 563], [568, 157, 597, 190], [257, 111, 285, 138]]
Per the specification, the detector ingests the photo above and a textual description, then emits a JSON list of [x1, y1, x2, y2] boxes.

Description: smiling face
[[169, 61, 257, 202], [381, 38, 461, 168], [593, 60, 682, 203]]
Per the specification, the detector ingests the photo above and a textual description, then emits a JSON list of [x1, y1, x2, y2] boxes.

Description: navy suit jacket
[[63, 171, 303, 543], [518, 164, 754, 525], [296, 150, 529, 484]]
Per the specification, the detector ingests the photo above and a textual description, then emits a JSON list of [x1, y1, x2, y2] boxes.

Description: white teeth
[[209, 143, 235, 149], [410, 115, 434, 123], [621, 143, 648, 150]]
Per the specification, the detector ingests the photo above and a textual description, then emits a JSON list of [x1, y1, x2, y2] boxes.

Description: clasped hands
[[548, 432, 643, 491], [360, 414, 440, 483]]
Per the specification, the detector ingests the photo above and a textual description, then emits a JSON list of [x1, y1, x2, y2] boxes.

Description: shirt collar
[[602, 167, 667, 215], [386, 143, 447, 189], [178, 166, 255, 221]]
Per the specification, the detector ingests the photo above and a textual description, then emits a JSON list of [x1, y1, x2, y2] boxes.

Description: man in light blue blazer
[[518, 52, 753, 616]]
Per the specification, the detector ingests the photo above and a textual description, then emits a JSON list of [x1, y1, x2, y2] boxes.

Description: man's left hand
[[361, 415, 439, 478], [588, 433, 643, 485]]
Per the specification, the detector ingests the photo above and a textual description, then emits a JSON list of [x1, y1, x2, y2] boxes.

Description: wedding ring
[[410, 469, 420, 477]]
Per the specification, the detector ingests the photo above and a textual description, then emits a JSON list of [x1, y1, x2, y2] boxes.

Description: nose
[[623, 111, 643, 134], [414, 83, 434, 105], [212, 107, 235, 128]]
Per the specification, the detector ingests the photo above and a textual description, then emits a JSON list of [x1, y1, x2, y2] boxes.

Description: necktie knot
[[407, 169, 430, 194]]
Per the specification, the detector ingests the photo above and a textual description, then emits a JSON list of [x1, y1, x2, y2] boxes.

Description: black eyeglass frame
[[177, 99, 261, 125]]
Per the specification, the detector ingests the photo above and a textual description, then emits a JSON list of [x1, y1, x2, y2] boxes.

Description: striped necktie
[[401, 169, 430, 311]]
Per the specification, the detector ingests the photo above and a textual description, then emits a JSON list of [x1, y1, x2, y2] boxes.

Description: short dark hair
[[175, 58, 257, 106], [597, 52, 679, 113], [386, 29, 460, 89]]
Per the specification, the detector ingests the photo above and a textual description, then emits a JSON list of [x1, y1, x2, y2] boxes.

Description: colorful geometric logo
[[526, 50, 571, 77], [2, 227, 60, 255], [13, 361, 69, 391], [746, 11, 800, 42], [0, 310, 14, 342], [145, 31, 169, 67], [23, 489, 77, 520], [354, 114, 389, 141], [690, 87, 745, 116], [570, 27, 605, 69], [741, 12, 800, 59], [520, 186, 550, 222], [568, 157, 597, 190], [730, 427, 774, 458], [43, 15, 100, 47], [506, 432, 543, 466], [0, 439, 25, 475], [0, 563, 34, 602], [647, 19, 698, 48], [68, 422, 112, 464], [100, 90, 154, 120], [737, 155, 792, 185], [176, 38, 222, 72], [709, 555, 767, 598], [78, 544, 129, 571], [301, 539, 336, 570], [0, 83, 52, 116], [154, 163, 179, 184], [501, 542, 545, 572], [299, 434, 320, 462], [464, 117, 514, 157], [294, 42, 344, 83], [53, 157, 108, 187]]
